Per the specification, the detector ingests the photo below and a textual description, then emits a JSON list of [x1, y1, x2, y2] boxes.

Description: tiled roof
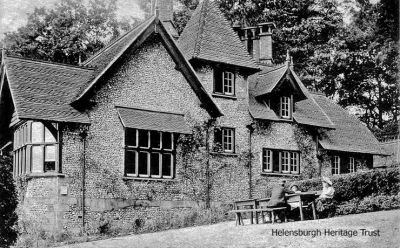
[[78, 15, 223, 117], [248, 86, 280, 121], [294, 98, 334, 129], [4, 56, 92, 124], [116, 106, 191, 134], [313, 93, 385, 155], [178, 0, 259, 70], [250, 65, 288, 97], [248, 63, 333, 128]]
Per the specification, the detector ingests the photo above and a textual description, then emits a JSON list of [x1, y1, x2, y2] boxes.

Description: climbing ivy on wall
[[294, 124, 319, 179], [177, 118, 228, 208]]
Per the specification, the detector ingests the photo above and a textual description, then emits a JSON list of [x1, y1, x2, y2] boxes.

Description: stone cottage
[[0, 0, 385, 232]]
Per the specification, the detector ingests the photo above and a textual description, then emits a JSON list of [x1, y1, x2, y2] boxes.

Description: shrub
[[295, 168, 400, 203], [0, 155, 18, 247], [334, 194, 400, 217]]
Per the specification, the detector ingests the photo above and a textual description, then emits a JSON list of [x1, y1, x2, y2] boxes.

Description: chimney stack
[[257, 22, 275, 65], [232, 21, 275, 66], [151, 0, 174, 22], [151, 0, 179, 39]]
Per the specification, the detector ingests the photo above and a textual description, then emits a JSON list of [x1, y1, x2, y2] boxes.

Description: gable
[[76, 16, 222, 118]]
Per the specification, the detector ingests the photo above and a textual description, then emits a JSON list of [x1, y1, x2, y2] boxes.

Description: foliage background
[[0, 155, 18, 247]]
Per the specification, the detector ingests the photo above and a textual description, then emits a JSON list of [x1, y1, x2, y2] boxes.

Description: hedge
[[295, 167, 400, 203]]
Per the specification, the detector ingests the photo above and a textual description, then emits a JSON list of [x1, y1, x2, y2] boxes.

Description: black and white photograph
[[0, 0, 399, 247]]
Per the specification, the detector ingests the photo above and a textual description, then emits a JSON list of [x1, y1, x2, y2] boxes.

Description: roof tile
[[116, 106, 191, 134], [5, 56, 92, 124], [178, 0, 258, 70]]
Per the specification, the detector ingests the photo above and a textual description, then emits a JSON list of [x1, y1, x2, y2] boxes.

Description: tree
[[3, 0, 134, 65], [0, 155, 18, 247], [318, 0, 399, 129], [175, 0, 398, 130]]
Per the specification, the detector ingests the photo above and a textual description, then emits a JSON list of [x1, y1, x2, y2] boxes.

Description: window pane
[[125, 129, 137, 147], [44, 127, 56, 143], [125, 150, 137, 175], [151, 153, 161, 176], [214, 69, 223, 93], [138, 152, 149, 175], [163, 133, 173, 150], [32, 122, 44, 143], [45, 145, 56, 161], [32, 146, 43, 173], [151, 131, 161, 149], [162, 154, 172, 177], [139, 130, 149, 148]]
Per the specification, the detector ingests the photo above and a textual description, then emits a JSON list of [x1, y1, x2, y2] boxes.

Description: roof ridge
[[194, 0, 208, 57], [83, 16, 155, 65], [258, 64, 287, 76], [5, 54, 95, 71], [310, 94, 335, 126]]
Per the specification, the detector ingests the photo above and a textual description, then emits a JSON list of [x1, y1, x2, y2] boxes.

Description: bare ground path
[[60, 210, 400, 248]]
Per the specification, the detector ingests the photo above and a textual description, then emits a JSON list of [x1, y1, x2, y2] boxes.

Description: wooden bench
[[230, 207, 288, 225]]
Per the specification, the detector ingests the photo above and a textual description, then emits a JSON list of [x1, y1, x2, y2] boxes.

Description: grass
[[59, 209, 400, 248]]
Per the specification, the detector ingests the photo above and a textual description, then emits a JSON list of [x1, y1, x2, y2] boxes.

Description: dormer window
[[214, 68, 235, 96], [280, 96, 292, 119]]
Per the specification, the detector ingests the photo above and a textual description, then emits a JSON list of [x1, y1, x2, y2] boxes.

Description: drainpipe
[[79, 128, 88, 233], [246, 123, 255, 199]]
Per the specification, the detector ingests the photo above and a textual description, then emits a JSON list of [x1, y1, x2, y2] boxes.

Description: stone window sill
[[210, 152, 239, 157], [122, 176, 176, 182], [26, 172, 66, 179], [212, 93, 237, 100], [261, 172, 300, 177]]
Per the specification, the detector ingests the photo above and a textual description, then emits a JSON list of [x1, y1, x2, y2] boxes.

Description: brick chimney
[[151, 0, 174, 22], [232, 22, 275, 65], [257, 22, 275, 65], [151, 0, 179, 39]]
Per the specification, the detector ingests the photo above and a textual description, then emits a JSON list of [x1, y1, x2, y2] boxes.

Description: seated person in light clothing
[[316, 176, 335, 212]]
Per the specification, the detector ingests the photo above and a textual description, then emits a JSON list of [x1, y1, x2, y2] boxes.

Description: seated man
[[266, 180, 293, 222]]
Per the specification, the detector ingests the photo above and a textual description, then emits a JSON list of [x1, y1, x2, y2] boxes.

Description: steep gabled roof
[[314, 93, 385, 155], [250, 63, 309, 98], [178, 0, 259, 71], [2, 55, 93, 124], [248, 63, 333, 128], [76, 15, 223, 118]]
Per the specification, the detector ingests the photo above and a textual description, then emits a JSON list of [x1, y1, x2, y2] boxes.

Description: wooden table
[[285, 192, 319, 221]]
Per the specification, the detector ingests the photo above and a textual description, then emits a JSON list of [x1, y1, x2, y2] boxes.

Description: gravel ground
[[60, 209, 400, 248]]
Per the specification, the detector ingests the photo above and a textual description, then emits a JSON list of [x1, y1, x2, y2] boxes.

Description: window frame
[[222, 128, 235, 153], [349, 157, 355, 173], [261, 149, 300, 175], [280, 96, 292, 119], [222, 71, 235, 96], [13, 121, 60, 177], [261, 149, 273, 172], [124, 128, 176, 179], [214, 68, 236, 96], [332, 156, 340, 175]]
